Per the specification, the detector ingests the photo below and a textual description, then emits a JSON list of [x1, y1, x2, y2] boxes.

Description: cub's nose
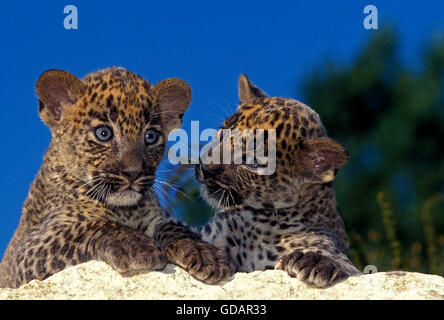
[[121, 169, 143, 184], [197, 162, 220, 181], [195, 164, 205, 183]]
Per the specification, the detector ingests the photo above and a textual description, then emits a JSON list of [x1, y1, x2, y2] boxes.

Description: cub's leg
[[7, 217, 167, 288], [155, 216, 235, 284], [276, 231, 361, 288]]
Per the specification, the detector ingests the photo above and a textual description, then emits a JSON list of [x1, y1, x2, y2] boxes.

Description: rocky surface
[[1, 260, 443, 299]]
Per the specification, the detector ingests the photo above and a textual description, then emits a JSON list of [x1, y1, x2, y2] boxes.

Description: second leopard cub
[[195, 75, 361, 288]]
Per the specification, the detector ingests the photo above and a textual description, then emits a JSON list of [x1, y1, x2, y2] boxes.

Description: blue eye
[[144, 129, 159, 145], [94, 126, 113, 142]]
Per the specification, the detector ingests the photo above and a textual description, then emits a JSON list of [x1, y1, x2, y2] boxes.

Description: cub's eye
[[144, 129, 160, 145], [246, 159, 268, 169], [94, 126, 113, 142], [246, 162, 260, 169]]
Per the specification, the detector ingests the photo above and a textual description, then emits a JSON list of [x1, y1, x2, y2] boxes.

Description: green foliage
[[167, 28, 444, 275]]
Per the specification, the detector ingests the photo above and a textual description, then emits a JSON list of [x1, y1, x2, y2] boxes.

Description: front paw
[[165, 239, 235, 284], [277, 250, 352, 288], [99, 233, 168, 273]]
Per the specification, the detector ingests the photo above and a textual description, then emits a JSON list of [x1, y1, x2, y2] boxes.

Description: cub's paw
[[99, 233, 168, 273], [165, 239, 235, 284], [277, 250, 353, 288]]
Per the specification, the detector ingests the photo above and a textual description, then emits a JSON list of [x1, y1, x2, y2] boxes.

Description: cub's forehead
[[221, 97, 327, 142], [82, 67, 153, 107], [82, 67, 150, 89], [74, 67, 157, 127]]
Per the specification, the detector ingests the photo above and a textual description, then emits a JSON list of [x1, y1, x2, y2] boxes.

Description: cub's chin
[[200, 184, 222, 210], [105, 189, 143, 207], [200, 184, 241, 210]]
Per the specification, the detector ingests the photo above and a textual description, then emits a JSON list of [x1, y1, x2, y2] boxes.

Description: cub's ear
[[297, 138, 349, 183], [152, 78, 191, 132], [238, 74, 268, 105], [36, 69, 85, 126]]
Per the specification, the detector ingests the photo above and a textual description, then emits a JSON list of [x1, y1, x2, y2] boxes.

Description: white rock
[[0, 260, 443, 300]]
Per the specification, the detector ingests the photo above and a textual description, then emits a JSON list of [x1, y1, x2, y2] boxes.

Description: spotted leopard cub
[[0, 67, 233, 288], [195, 75, 361, 288]]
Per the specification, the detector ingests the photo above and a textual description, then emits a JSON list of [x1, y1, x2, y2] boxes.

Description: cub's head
[[36, 67, 191, 207], [196, 74, 348, 209]]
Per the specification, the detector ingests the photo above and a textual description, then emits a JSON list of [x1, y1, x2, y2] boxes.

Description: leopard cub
[[195, 75, 361, 288], [0, 67, 234, 288]]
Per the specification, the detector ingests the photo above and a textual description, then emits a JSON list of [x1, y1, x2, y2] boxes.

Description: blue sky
[[0, 0, 443, 258]]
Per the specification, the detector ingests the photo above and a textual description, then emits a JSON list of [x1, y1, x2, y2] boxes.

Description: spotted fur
[[0, 67, 234, 288], [195, 75, 361, 288]]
